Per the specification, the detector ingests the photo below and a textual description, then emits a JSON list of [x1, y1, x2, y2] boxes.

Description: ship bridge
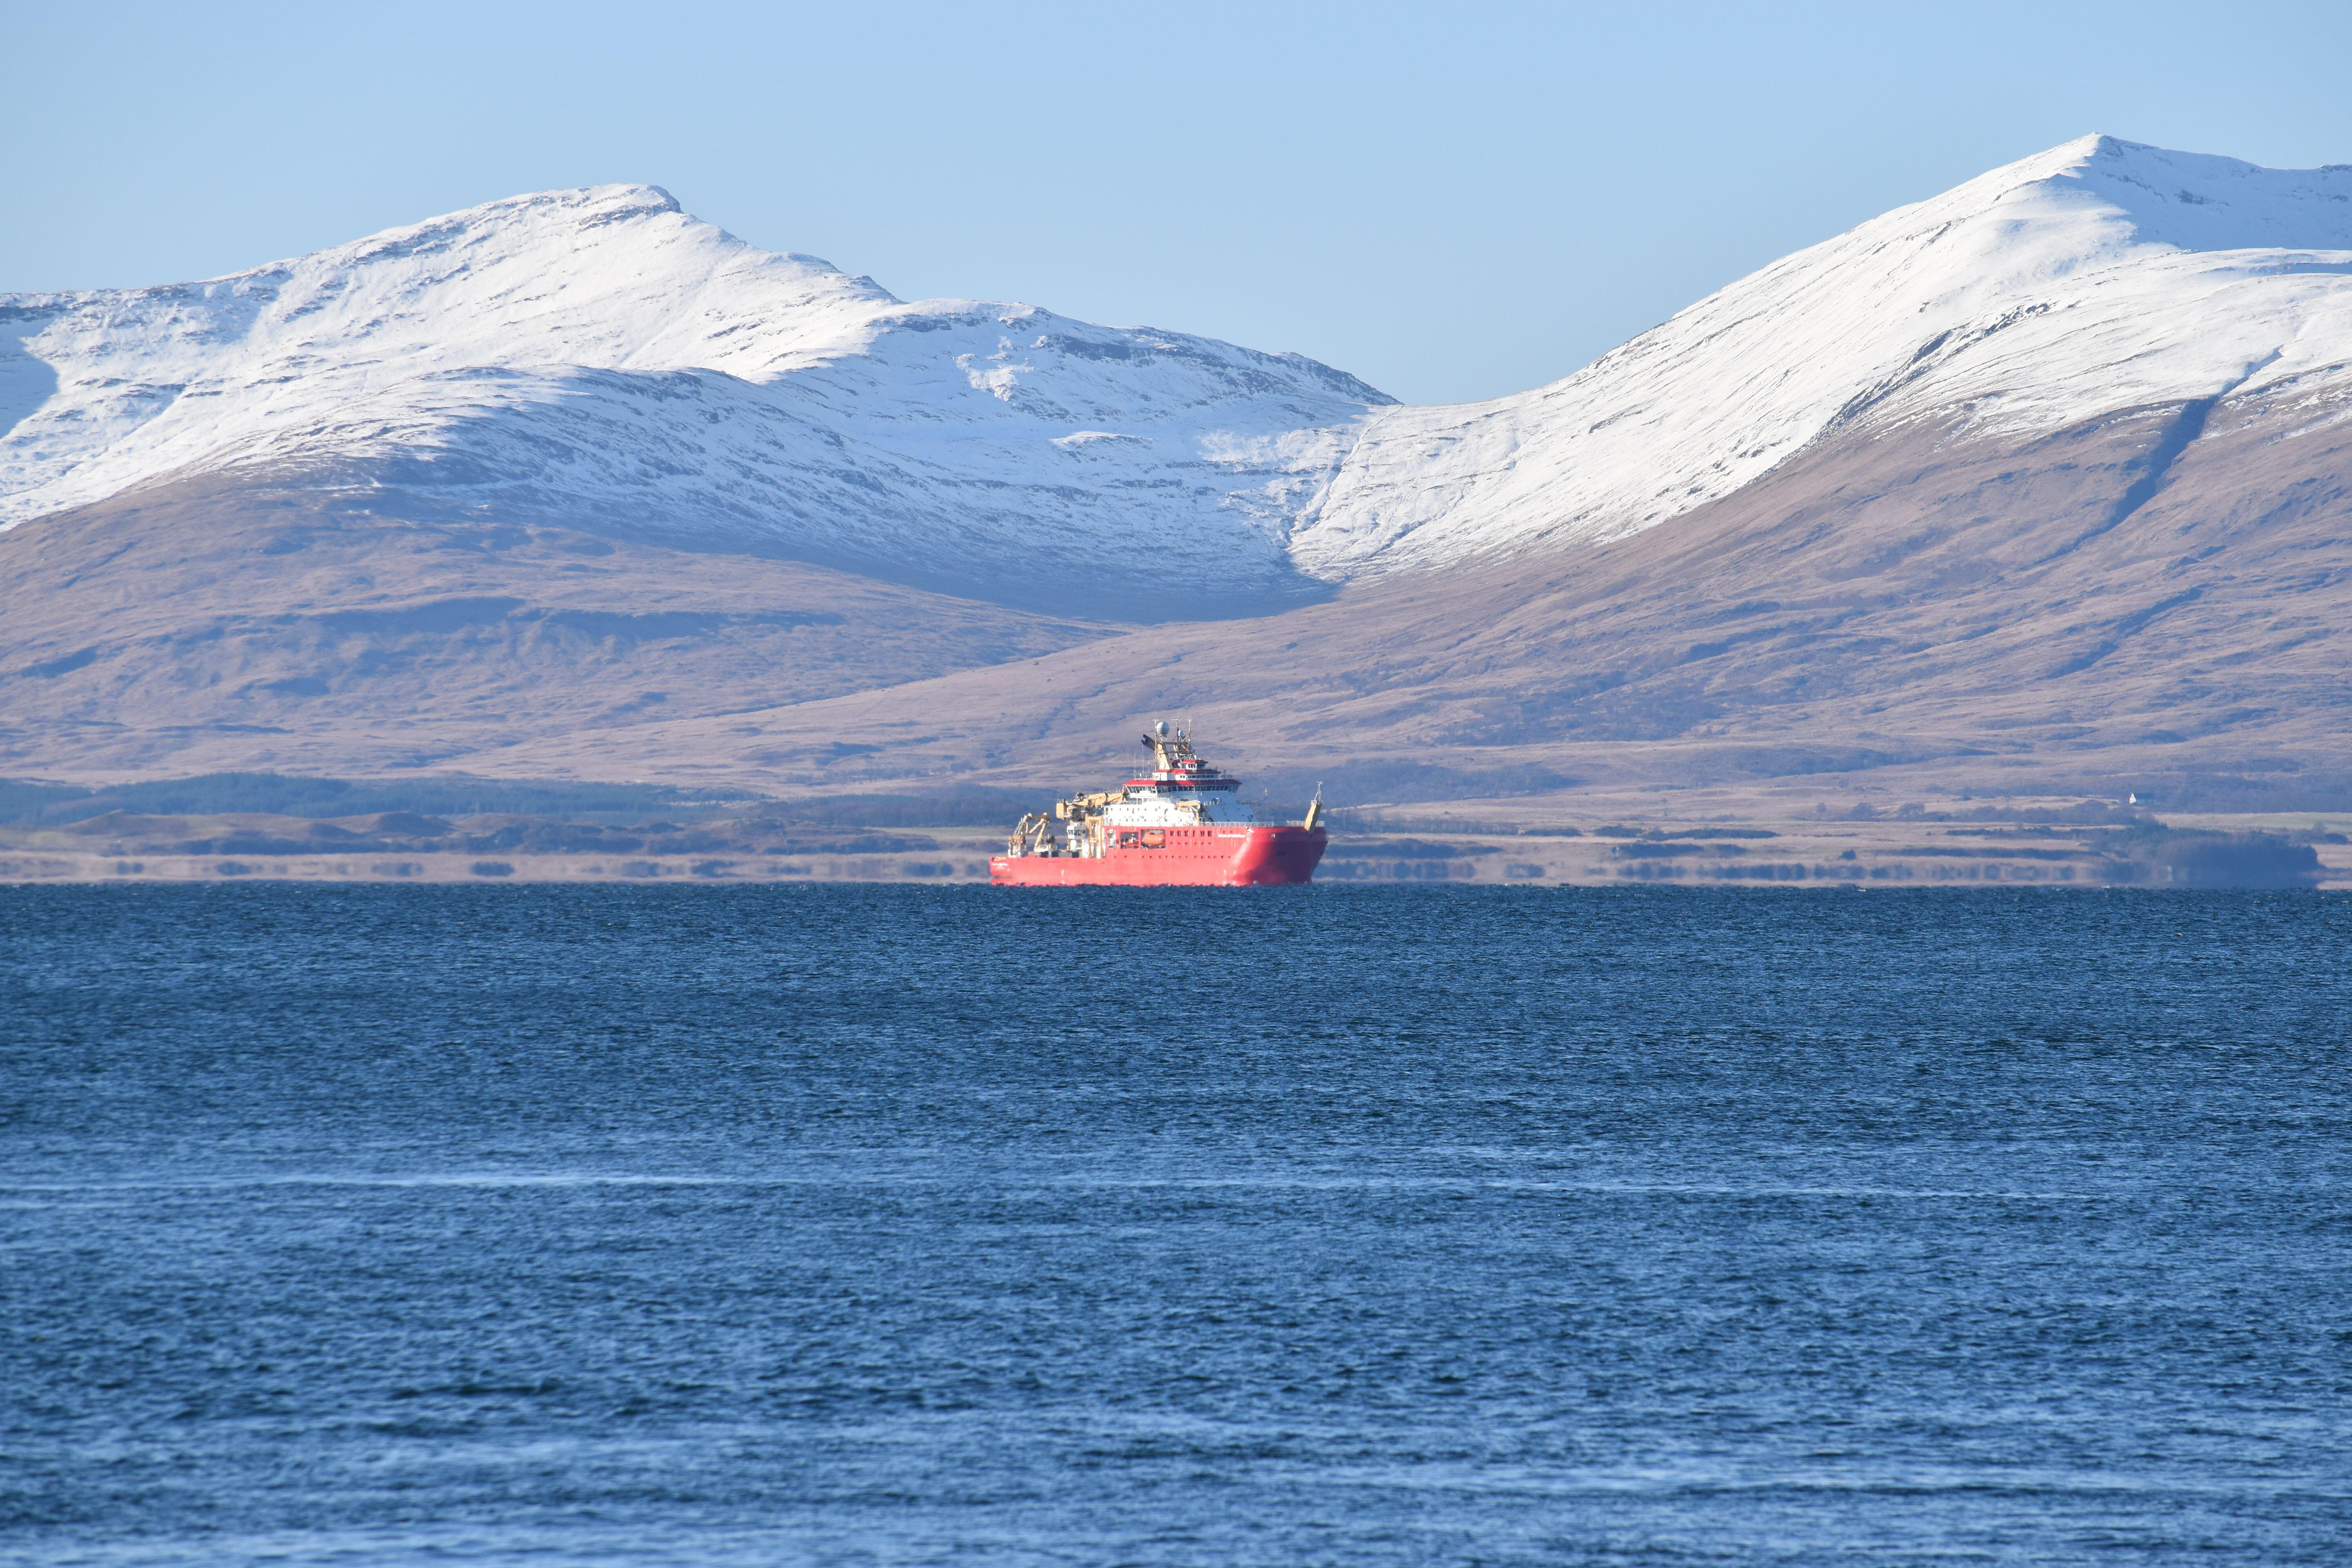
[[1103, 726, 1255, 828]]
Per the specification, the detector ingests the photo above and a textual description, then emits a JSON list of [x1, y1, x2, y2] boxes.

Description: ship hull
[[991, 825, 1327, 887]]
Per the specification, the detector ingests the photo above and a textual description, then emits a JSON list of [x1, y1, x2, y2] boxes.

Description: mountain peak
[[622, 183, 682, 213], [1970, 134, 2352, 254]]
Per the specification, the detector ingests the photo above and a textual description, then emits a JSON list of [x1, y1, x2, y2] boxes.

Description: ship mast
[[1142, 719, 1196, 773]]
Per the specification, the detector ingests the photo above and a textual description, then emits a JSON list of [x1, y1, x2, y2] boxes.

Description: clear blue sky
[[7, 1, 2349, 406]]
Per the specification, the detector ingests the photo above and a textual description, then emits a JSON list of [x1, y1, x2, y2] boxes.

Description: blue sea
[[5, 884, 2349, 1566]]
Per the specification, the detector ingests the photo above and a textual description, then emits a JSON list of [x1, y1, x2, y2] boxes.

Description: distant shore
[[6, 809, 2344, 889]]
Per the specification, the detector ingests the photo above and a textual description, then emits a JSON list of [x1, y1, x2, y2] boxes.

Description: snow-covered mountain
[[1294, 136, 2352, 578], [3, 136, 2350, 611], [0, 186, 1390, 613]]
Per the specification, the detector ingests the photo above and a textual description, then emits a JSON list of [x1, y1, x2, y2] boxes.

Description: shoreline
[[6, 813, 2346, 889]]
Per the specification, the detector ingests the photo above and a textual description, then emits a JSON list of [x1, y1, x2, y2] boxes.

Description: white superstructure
[[1103, 726, 1257, 829], [1005, 723, 1260, 860]]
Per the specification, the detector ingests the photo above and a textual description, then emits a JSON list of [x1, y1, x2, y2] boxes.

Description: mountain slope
[[0, 474, 1122, 780], [13, 370, 2343, 804], [472, 385, 2352, 809]]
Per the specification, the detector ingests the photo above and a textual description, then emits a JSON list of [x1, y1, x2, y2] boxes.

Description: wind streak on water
[[3, 883, 2349, 1566]]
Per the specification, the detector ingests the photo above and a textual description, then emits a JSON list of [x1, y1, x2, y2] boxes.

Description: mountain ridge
[[3, 136, 2348, 807], [10, 136, 2349, 611]]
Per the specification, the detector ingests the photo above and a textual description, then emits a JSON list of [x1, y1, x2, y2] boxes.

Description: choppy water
[[4, 884, 2349, 1566]]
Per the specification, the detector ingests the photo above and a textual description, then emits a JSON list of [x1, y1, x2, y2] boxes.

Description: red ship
[[990, 723, 1327, 887]]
